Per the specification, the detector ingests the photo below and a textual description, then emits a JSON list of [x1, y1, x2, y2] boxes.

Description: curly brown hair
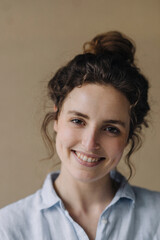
[[41, 31, 150, 179]]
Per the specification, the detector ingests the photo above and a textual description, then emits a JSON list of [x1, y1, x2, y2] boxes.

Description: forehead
[[61, 84, 130, 121]]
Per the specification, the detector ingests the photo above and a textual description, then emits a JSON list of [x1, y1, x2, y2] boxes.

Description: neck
[[54, 167, 115, 213]]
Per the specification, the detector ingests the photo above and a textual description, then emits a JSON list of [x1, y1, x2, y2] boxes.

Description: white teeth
[[83, 155, 87, 161], [75, 151, 100, 163]]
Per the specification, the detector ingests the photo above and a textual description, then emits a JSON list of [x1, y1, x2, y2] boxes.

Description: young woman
[[0, 31, 160, 240]]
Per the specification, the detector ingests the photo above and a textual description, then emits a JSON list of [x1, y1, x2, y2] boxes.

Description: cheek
[[56, 124, 79, 150], [105, 138, 127, 158]]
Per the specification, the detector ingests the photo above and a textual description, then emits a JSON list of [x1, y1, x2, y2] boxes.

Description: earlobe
[[53, 105, 58, 132], [54, 105, 57, 112], [53, 120, 58, 132]]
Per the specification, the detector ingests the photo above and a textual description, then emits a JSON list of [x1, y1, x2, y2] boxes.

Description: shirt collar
[[39, 171, 62, 210], [110, 170, 135, 205], [39, 170, 135, 210]]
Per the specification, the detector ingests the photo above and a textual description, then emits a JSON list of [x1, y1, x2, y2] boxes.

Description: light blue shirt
[[0, 171, 160, 240]]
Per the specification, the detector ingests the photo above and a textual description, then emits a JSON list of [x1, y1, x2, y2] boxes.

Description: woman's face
[[54, 84, 130, 183]]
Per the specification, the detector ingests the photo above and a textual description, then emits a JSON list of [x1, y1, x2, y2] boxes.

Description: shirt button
[[65, 210, 69, 215], [101, 218, 108, 224]]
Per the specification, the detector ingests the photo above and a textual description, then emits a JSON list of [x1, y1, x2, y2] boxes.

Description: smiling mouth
[[72, 150, 105, 163]]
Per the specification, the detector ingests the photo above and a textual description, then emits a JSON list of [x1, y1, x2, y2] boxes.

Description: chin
[[70, 169, 109, 184]]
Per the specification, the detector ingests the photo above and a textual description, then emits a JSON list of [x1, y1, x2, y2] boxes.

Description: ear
[[53, 120, 58, 132], [53, 105, 58, 132], [53, 104, 57, 112]]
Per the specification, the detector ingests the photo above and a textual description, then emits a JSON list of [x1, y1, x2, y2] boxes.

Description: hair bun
[[83, 31, 135, 64]]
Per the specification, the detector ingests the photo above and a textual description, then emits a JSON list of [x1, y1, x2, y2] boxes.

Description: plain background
[[0, 0, 160, 208]]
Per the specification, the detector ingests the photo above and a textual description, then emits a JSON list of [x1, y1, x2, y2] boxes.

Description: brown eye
[[71, 119, 85, 126], [104, 126, 120, 135]]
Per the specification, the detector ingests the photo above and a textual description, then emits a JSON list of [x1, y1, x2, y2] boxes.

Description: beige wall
[[0, 0, 160, 208]]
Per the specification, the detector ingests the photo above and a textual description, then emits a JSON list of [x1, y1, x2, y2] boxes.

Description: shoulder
[[132, 185, 160, 206], [131, 186, 160, 220], [132, 186, 160, 237], [0, 172, 60, 239], [0, 190, 41, 239], [0, 189, 41, 217]]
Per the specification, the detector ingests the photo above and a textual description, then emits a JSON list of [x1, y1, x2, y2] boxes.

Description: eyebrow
[[68, 111, 126, 128], [68, 111, 89, 119], [103, 119, 126, 128]]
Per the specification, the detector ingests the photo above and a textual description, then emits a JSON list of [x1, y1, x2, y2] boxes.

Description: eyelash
[[103, 126, 120, 136], [71, 118, 85, 125], [70, 119, 120, 136]]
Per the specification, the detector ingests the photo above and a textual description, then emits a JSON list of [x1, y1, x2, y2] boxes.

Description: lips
[[72, 150, 105, 166]]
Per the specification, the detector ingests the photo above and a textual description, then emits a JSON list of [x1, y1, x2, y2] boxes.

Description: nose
[[81, 127, 100, 151]]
